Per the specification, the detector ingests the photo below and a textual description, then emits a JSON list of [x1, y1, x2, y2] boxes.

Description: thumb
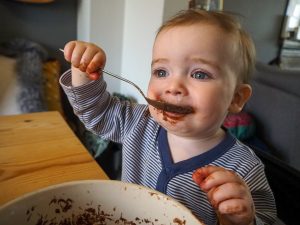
[[192, 168, 207, 186], [88, 72, 101, 80]]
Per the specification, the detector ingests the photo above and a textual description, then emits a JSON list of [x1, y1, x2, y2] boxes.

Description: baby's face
[[148, 23, 239, 138]]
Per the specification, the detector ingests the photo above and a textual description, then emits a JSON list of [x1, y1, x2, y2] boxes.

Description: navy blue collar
[[157, 127, 236, 173]]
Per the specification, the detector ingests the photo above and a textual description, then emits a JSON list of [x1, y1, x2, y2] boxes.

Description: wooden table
[[0, 111, 108, 206]]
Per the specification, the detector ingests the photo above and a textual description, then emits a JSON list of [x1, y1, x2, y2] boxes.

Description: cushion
[[245, 77, 300, 171], [0, 55, 21, 115], [254, 62, 299, 97]]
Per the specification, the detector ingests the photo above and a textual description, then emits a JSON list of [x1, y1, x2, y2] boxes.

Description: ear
[[228, 84, 252, 113]]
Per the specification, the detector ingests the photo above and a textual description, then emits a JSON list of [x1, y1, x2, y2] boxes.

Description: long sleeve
[[246, 163, 277, 224], [59, 69, 148, 143]]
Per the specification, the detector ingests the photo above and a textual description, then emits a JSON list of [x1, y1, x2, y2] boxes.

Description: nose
[[165, 77, 187, 96]]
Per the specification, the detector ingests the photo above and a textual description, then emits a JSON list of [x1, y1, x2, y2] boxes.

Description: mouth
[[150, 98, 194, 115], [152, 99, 194, 123], [162, 102, 194, 114], [163, 111, 186, 120]]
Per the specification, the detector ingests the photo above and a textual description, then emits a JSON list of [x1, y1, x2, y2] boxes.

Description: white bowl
[[0, 180, 204, 225]]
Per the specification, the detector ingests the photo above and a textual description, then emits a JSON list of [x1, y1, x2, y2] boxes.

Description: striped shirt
[[60, 70, 276, 225]]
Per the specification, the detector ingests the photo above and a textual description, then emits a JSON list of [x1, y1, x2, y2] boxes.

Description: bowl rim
[[0, 179, 198, 220]]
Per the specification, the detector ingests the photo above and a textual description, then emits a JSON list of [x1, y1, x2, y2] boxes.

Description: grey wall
[[0, 0, 78, 121], [0, 0, 77, 72], [0, 0, 289, 68], [224, 0, 288, 64]]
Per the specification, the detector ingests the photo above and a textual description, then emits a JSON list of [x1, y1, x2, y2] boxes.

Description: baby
[[60, 9, 276, 225]]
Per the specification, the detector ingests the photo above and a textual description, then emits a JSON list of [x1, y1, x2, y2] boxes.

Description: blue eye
[[154, 69, 167, 78], [191, 71, 210, 80]]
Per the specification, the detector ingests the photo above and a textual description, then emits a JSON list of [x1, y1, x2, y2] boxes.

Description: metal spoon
[[59, 49, 193, 114], [100, 69, 193, 114]]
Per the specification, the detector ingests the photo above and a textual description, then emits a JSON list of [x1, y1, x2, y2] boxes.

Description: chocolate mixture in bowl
[[26, 196, 187, 225]]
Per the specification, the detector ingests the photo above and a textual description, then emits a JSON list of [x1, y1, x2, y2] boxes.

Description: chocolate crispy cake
[[26, 197, 186, 225]]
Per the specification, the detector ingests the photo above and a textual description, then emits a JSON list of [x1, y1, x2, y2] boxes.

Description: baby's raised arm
[[63, 41, 106, 86]]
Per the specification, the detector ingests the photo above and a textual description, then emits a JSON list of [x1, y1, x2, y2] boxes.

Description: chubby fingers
[[64, 41, 76, 63], [192, 166, 254, 224], [206, 181, 248, 209], [217, 198, 255, 225], [85, 51, 106, 80], [64, 41, 106, 80], [192, 166, 249, 208], [193, 166, 243, 191]]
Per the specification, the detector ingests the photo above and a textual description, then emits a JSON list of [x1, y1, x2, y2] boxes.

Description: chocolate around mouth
[[162, 102, 194, 114], [147, 99, 193, 114]]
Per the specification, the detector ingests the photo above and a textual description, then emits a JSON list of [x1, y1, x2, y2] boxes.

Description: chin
[[160, 122, 195, 137], [150, 107, 185, 125], [155, 113, 191, 135]]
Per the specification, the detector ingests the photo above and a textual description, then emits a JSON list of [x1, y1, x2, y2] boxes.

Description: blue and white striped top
[[60, 70, 276, 225]]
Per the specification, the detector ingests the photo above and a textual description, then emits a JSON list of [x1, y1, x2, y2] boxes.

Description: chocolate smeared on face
[[148, 98, 194, 114], [161, 102, 194, 114]]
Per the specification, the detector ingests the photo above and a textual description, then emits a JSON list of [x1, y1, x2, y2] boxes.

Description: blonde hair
[[156, 9, 256, 83]]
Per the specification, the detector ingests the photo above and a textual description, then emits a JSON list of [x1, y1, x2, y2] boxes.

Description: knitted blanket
[[0, 38, 48, 113]]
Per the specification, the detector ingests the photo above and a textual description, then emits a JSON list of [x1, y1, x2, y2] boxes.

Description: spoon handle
[[101, 70, 146, 98], [59, 48, 146, 98]]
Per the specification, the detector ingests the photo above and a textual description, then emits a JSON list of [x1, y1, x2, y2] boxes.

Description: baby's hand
[[63, 40, 106, 80], [192, 166, 255, 225]]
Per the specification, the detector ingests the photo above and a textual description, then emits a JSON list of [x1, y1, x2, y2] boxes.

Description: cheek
[[147, 79, 154, 94], [193, 86, 233, 112], [149, 107, 162, 124], [147, 80, 160, 99]]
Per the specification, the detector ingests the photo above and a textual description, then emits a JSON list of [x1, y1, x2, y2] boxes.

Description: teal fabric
[[223, 112, 256, 141], [83, 131, 110, 158]]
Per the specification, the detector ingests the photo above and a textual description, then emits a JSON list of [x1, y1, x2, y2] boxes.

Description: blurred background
[[0, 0, 289, 105]]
